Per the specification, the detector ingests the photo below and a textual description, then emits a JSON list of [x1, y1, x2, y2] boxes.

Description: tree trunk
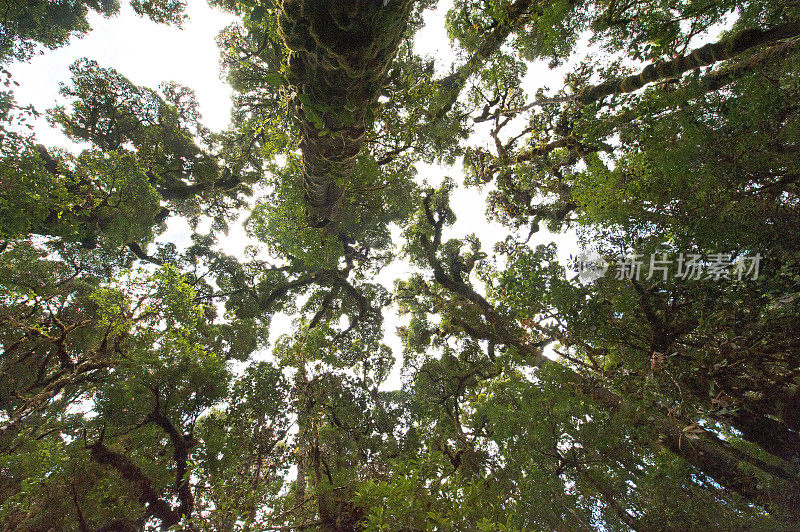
[[278, 0, 415, 227]]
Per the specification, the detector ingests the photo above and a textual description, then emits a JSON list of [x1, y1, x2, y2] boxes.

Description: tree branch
[[87, 434, 182, 529], [579, 23, 800, 105]]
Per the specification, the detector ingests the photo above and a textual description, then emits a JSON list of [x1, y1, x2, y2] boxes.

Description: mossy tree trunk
[[278, 0, 415, 228]]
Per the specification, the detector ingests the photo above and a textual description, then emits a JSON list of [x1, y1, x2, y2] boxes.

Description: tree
[[2, 0, 799, 530], [0, 0, 186, 64]]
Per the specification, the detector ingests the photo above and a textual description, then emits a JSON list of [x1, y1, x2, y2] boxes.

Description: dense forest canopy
[[1, 0, 799, 530]]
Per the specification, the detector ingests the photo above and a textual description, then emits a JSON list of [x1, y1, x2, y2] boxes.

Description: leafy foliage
[[2, 0, 800, 529]]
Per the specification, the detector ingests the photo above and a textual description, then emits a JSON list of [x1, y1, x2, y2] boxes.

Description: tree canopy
[[1, 0, 799, 530]]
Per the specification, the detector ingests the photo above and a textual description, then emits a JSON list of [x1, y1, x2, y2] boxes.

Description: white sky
[[7, 0, 580, 384], [9, 0, 237, 140]]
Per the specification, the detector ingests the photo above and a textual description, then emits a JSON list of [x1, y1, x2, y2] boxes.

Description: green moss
[[278, 0, 414, 227]]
